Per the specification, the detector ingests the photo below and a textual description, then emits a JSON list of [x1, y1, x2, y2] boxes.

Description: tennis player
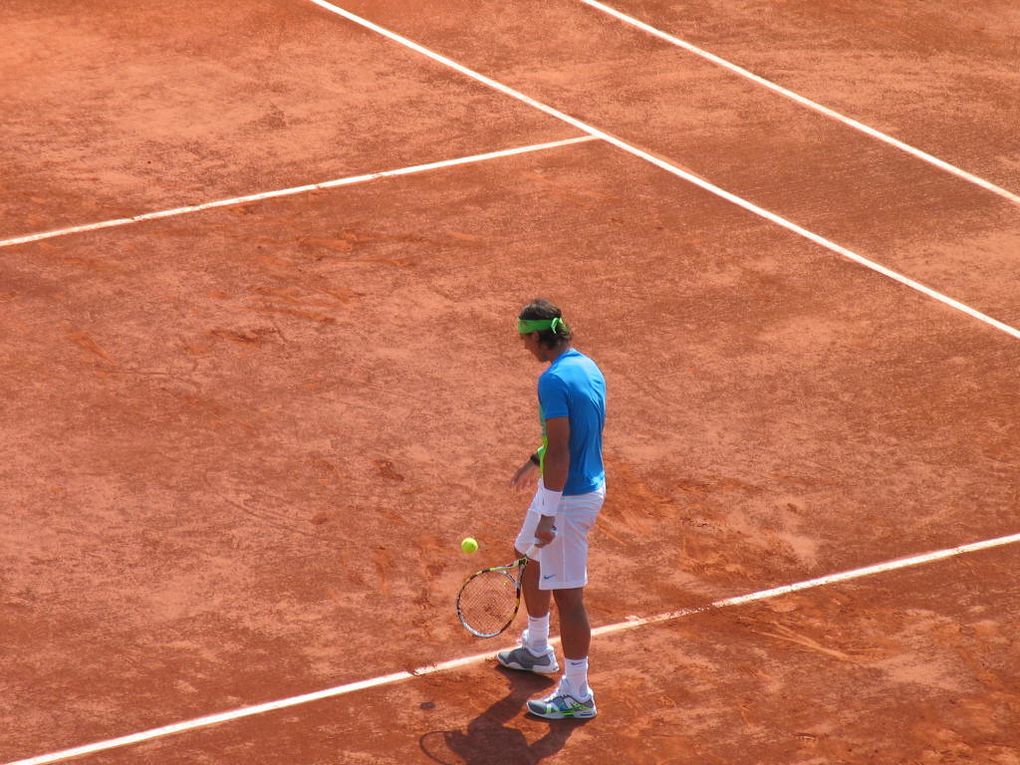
[[497, 299, 606, 720]]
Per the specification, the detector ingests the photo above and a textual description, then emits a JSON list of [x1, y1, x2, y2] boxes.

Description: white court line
[[579, 0, 1020, 207], [10, 530, 1020, 765], [306, 0, 1020, 342], [0, 136, 596, 250]]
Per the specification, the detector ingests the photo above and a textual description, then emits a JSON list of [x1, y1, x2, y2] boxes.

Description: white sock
[[526, 615, 550, 655], [564, 657, 590, 698]]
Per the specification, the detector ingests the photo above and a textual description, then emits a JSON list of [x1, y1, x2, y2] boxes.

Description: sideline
[[10, 530, 1020, 764]]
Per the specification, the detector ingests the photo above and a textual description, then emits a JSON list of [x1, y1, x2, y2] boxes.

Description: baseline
[[0, 136, 595, 251], [305, 0, 1020, 341], [577, 0, 1020, 206], [10, 530, 1019, 765]]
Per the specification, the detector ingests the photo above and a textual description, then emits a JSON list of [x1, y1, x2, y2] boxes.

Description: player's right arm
[[509, 456, 539, 490]]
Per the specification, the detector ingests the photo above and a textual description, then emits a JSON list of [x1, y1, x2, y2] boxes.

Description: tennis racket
[[456, 545, 537, 638]]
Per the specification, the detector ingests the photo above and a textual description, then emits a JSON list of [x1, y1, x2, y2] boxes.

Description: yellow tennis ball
[[460, 537, 479, 554]]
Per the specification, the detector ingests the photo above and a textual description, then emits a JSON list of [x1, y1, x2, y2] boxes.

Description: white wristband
[[536, 486, 563, 517]]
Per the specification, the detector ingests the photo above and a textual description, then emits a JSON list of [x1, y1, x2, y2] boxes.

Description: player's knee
[[553, 587, 586, 615]]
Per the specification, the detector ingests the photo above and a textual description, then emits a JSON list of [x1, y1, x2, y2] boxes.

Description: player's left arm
[[535, 416, 569, 545]]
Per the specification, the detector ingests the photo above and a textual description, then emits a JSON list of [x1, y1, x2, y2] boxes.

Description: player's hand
[[534, 515, 557, 547], [509, 459, 539, 491]]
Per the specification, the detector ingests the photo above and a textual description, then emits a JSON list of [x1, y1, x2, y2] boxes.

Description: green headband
[[518, 317, 568, 335]]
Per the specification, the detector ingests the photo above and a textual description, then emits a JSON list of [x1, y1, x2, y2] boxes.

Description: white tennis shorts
[[515, 480, 606, 591]]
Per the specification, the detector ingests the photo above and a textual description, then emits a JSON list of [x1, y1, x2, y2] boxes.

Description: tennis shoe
[[527, 681, 596, 720], [496, 631, 558, 674]]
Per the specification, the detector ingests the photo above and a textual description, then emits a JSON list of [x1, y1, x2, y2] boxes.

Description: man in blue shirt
[[497, 299, 607, 720]]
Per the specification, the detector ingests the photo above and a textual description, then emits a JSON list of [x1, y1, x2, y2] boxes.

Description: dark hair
[[519, 298, 573, 349]]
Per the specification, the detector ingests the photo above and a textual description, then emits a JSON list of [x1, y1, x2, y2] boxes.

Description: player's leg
[[527, 584, 596, 719], [526, 488, 603, 719], [496, 503, 558, 674], [519, 546, 552, 620], [553, 586, 590, 665]]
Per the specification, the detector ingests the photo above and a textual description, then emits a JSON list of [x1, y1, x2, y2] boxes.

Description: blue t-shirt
[[537, 348, 606, 495]]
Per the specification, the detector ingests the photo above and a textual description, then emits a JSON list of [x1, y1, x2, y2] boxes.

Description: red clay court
[[2, 1, 1018, 763]]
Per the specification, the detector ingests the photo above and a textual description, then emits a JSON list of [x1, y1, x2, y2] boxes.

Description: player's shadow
[[419, 667, 590, 765]]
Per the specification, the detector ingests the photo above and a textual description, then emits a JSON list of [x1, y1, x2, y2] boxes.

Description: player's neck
[[543, 344, 571, 364]]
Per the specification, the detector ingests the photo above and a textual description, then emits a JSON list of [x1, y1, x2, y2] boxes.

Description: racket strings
[[457, 569, 519, 637]]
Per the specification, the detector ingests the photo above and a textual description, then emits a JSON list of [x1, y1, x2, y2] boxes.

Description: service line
[[578, 0, 1020, 207], [305, 0, 1020, 342], [10, 530, 1020, 764], [0, 136, 597, 251]]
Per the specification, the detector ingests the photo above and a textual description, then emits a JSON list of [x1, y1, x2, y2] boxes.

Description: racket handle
[[523, 544, 539, 560]]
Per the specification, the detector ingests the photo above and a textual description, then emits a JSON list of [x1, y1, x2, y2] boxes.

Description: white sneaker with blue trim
[[526, 680, 596, 719]]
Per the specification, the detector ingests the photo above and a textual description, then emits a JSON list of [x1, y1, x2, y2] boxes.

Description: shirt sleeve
[[538, 372, 570, 420]]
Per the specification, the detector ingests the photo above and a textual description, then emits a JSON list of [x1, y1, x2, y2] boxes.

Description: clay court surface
[[1, 1, 1017, 763]]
